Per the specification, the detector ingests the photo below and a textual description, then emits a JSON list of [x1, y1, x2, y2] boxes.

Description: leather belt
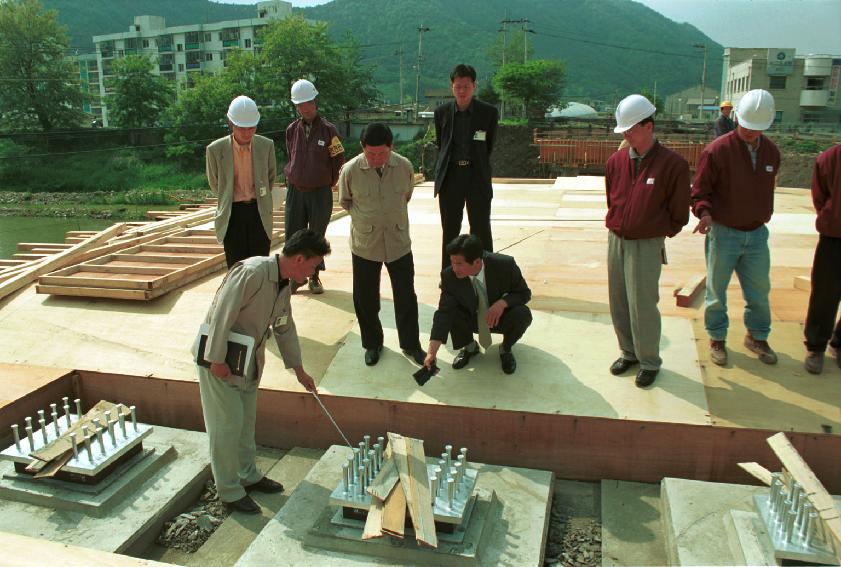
[[233, 199, 257, 205], [451, 160, 471, 166]]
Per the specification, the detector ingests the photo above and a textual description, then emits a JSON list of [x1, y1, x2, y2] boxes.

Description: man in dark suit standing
[[434, 64, 499, 268], [423, 234, 532, 375]]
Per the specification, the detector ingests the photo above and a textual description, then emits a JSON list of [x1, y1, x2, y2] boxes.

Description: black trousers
[[352, 252, 422, 351], [804, 234, 841, 352], [223, 201, 270, 268], [438, 164, 493, 268], [449, 303, 532, 351], [285, 184, 332, 273]]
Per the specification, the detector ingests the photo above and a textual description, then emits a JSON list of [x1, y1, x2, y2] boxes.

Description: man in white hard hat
[[338, 123, 426, 367], [714, 100, 735, 138], [206, 95, 276, 267], [803, 143, 841, 374], [284, 78, 345, 294], [433, 64, 499, 268], [691, 89, 781, 366], [605, 94, 690, 388]]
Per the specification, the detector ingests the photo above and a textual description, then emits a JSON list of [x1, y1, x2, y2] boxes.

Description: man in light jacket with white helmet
[[206, 95, 277, 268], [691, 89, 781, 366]]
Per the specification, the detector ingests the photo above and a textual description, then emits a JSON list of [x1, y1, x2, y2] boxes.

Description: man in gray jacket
[[206, 95, 277, 267], [338, 123, 425, 367], [196, 229, 328, 514]]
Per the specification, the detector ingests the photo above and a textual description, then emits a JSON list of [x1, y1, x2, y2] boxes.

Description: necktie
[[473, 278, 492, 348]]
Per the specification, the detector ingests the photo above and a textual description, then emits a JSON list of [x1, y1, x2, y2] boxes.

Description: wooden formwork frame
[[16, 369, 833, 494]]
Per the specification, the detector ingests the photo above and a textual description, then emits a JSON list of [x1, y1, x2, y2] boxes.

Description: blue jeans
[[704, 223, 771, 341]]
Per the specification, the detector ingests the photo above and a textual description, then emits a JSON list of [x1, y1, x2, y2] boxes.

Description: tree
[[0, 0, 84, 131], [107, 55, 174, 128], [493, 60, 566, 120]]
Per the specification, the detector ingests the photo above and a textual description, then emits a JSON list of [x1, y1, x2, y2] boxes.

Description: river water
[[0, 217, 115, 259]]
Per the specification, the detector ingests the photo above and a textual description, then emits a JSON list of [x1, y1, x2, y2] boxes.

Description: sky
[[215, 0, 841, 56]]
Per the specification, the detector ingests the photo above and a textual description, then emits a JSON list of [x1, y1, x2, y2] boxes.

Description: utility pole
[[414, 26, 430, 117], [395, 44, 404, 112], [499, 19, 508, 119], [522, 19, 532, 63], [694, 43, 707, 121]]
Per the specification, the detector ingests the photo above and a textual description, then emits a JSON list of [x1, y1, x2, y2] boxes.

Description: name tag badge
[[646, 177, 655, 185], [765, 165, 774, 173], [259, 186, 267, 197], [274, 315, 288, 327], [318, 139, 326, 146], [473, 130, 487, 141]]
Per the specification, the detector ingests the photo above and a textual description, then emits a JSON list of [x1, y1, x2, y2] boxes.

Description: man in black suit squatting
[[423, 234, 532, 375], [433, 64, 499, 268]]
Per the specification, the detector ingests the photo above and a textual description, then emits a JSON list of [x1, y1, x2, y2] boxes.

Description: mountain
[[43, 0, 722, 104]]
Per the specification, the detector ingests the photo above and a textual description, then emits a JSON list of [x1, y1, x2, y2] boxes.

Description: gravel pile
[[156, 479, 229, 553], [544, 496, 602, 567]]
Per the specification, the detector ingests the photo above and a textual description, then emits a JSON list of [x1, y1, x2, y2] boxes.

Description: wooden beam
[[676, 274, 706, 308], [388, 432, 437, 548], [380, 478, 407, 538], [737, 461, 773, 486], [368, 457, 400, 500], [793, 275, 810, 291], [767, 432, 841, 561]]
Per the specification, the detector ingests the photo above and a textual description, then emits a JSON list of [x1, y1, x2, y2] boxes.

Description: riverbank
[[0, 189, 209, 220]]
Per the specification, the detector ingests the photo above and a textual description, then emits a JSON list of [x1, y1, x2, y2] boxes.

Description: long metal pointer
[[310, 390, 353, 448]]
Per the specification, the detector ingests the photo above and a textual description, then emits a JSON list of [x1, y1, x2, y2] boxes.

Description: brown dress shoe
[[227, 494, 261, 514], [245, 477, 285, 493], [710, 340, 727, 366], [744, 335, 778, 365]]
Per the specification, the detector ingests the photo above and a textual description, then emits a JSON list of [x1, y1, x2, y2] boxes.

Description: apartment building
[[720, 47, 841, 126], [88, 0, 292, 126]]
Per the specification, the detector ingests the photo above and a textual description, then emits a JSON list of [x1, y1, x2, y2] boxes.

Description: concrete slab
[[320, 310, 710, 425], [601, 479, 667, 567], [660, 477, 765, 566], [0, 425, 209, 554], [236, 445, 554, 567], [727, 510, 776, 566]]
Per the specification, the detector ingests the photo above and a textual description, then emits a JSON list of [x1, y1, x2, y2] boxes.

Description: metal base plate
[[329, 464, 478, 525], [754, 494, 840, 565]]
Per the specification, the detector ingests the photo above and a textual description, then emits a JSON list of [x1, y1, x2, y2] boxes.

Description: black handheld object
[[413, 364, 439, 386]]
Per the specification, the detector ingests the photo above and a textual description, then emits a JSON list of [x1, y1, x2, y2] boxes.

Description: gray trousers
[[197, 366, 263, 503], [607, 232, 664, 371]]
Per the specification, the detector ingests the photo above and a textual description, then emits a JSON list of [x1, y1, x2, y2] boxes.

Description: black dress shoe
[[365, 346, 382, 366], [500, 351, 517, 374], [452, 346, 479, 370], [227, 494, 261, 514], [635, 368, 659, 388], [402, 347, 426, 366], [609, 357, 638, 375], [245, 476, 284, 493]]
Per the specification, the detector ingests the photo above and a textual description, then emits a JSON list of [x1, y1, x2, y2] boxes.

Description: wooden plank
[[767, 432, 841, 561], [72, 264, 176, 276], [388, 432, 437, 548], [0, 223, 126, 302], [166, 236, 219, 245], [368, 457, 400, 500], [38, 274, 154, 290], [110, 253, 196, 264], [737, 462, 773, 486], [16, 242, 73, 251], [793, 275, 810, 291], [141, 244, 222, 254], [676, 274, 706, 308], [0, 531, 172, 566], [0, 259, 27, 267], [35, 284, 149, 300], [362, 494, 387, 540], [12, 253, 48, 260], [380, 478, 407, 538]]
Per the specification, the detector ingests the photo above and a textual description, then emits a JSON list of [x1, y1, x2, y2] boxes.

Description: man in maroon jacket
[[691, 89, 780, 366], [804, 143, 841, 374], [284, 79, 345, 294], [605, 94, 690, 388]]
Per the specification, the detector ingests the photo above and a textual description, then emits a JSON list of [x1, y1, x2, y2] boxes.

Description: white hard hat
[[614, 94, 656, 133], [227, 95, 260, 127], [291, 79, 318, 105], [736, 89, 775, 131]]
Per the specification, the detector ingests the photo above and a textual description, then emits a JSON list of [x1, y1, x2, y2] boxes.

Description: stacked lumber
[[363, 432, 438, 548]]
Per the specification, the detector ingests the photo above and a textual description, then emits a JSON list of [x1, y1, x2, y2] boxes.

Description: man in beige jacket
[[206, 95, 277, 267], [338, 123, 425, 367], [196, 229, 328, 514]]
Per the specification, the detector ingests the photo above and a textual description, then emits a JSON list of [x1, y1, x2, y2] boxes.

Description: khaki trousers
[[197, 366, 263, 503], [607, 232, 664, 371]]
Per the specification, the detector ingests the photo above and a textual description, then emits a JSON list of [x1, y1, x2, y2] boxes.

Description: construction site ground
[[0, 177, 839, 565]]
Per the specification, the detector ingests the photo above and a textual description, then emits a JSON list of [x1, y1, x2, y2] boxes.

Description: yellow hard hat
[[720, 100, 733, 108]]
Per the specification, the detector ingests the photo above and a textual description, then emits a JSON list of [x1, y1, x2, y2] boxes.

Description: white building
[[89, 0, 292, 127]]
